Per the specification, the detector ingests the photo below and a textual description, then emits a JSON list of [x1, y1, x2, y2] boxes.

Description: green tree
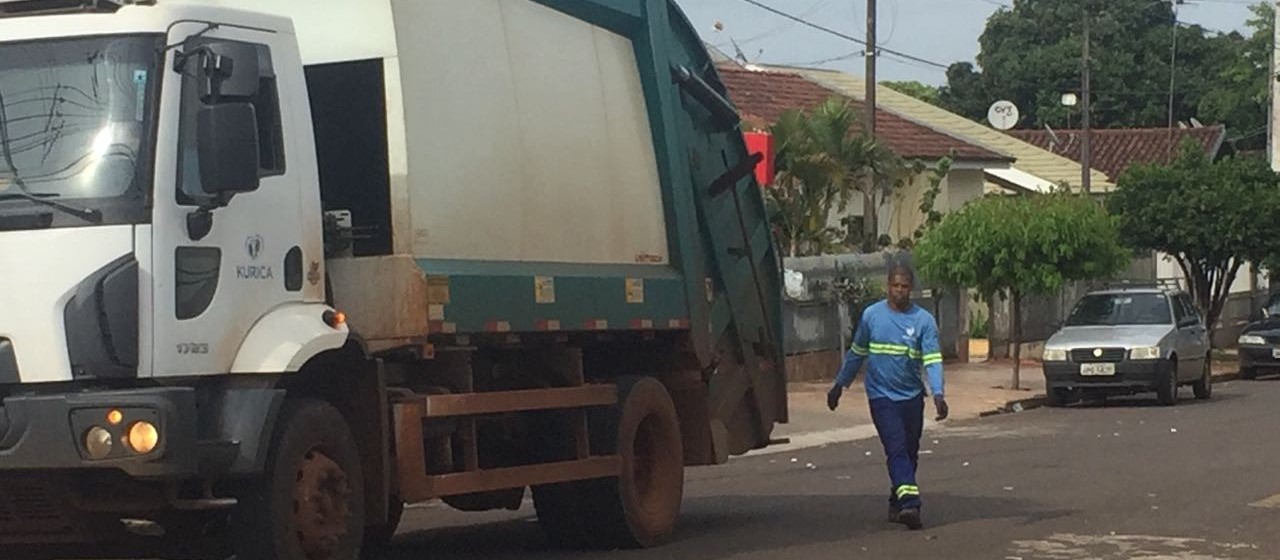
[[765, 97, 909, 255], [882, 81, 940, 105], [938, 0, 1265, 142], [1109, 142, 1280, 334], [916, 192, 1129, 389], [1197, 3, 1272, 150]]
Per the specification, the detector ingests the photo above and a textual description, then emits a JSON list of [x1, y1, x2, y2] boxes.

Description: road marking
[[1249, 493, 1280, 508], [1010, 533, 1262, 560]]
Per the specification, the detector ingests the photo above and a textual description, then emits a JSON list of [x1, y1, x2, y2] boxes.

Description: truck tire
[[361, 497, 403, 559], [232, 398, 365, 560], [533, 375, 684, 549]]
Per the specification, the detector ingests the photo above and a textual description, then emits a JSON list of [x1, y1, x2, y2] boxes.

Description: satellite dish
[[987, 100, 1020, 131]]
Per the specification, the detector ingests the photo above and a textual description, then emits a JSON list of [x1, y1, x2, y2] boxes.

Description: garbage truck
[[0, 0, 787, 558]]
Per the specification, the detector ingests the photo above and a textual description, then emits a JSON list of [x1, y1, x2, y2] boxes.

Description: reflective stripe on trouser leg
[[870, 396, 925, 510]]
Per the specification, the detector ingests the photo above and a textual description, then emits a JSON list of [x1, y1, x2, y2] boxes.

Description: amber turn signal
[[323, 309, 346, 328]]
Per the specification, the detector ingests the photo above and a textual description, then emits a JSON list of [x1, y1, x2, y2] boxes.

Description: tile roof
[[783, 66, 1115, 192], [1004, 127, 1227, 181], [715, 66, 1010, 163]]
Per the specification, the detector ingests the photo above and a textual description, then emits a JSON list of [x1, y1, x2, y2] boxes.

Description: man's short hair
[[887, 264, 915, 286]]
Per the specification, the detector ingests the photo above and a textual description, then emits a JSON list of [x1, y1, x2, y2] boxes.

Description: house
[[716, 65, 1015, 243], [787, 66, 1113, 195], [1006, 126, 1227, 182]]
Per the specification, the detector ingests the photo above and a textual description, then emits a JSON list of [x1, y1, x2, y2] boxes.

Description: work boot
[[887, 504, 900, 523], [896, 507, 923, 530]]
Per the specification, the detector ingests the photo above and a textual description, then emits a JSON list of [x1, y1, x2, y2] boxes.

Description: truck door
[[150, 24, 309, 377]]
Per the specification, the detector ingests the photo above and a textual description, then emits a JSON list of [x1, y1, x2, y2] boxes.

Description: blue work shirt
[[834, 300, 945, 401]]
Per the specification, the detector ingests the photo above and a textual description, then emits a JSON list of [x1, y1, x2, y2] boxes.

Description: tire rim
[[292, 448, 352, 560]]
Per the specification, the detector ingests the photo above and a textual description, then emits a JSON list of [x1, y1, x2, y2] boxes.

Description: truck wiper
[[0, 88, 101, 224]]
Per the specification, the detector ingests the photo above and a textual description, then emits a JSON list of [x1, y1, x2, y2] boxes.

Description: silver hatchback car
[[1041, 287, 1212, 406]]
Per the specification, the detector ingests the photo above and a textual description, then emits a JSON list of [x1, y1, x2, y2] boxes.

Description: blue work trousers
[[869, 395, 925, 510]]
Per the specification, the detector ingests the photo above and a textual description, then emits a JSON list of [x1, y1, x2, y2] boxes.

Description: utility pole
[[1081, 1, 1093, 195], [1167, 0, 1179, 158], [866, 0, 877, 139], [862, 0, 878, 250], [1271, 0, 1280, 171]]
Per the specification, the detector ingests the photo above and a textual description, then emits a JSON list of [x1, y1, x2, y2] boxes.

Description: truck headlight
[[1130, 347, 1162, 360], [127, 421, 160, 455], [1043, 349, 1068, 361], [84, 426, 114, 459], [1239, 335, 1266, 346]]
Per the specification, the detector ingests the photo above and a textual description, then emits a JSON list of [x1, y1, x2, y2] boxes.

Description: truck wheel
[[534, 376, 684, 549], [1192, 357, 1212, 400], [1157, 359, 1179, 406], [361, 497, 403, 559], [233, 398, 365, 560]]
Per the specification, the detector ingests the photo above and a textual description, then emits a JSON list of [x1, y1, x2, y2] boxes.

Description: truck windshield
[[1066, 293, 1173, 327], [0, 34, 161, 228]]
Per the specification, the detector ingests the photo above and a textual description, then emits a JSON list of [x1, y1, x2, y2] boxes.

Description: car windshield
[[0, 34, 160, 227], [1065, 293, 1173, 327]]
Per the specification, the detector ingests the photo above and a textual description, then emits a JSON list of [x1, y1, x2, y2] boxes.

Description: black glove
[[827, 384, 843, 411], [934, 395, 949, 421]]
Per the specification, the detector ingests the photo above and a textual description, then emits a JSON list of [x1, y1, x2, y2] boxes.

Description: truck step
[[391, 385, 616, 418], [399, 456, 621, 503], [392, 385, 624, 502]]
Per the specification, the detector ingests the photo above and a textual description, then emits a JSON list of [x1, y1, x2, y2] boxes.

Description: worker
[[827, 264, 948, 531]]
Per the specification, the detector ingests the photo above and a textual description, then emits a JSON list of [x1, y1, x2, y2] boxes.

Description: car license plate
[[1272, 348, 1280, 359], [1081, 363, 1116, 376]]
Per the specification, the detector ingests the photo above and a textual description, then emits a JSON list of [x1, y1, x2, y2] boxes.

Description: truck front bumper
[[0, 387, 198, 478]]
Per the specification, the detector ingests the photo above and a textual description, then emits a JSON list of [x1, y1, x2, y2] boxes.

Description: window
[[1178, 295, 1201, 325], [177, 40, 285, 205]]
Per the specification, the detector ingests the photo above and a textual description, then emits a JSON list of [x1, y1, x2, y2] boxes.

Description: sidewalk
[[758, 356, 1238, 456]]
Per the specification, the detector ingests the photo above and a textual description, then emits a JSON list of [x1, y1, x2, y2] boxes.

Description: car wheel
[[1192, 357, 1212, 400], [1156, 359, 1179, 406]]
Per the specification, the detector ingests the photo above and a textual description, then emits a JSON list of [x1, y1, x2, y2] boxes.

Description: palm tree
[[765, 97, 904, 256]]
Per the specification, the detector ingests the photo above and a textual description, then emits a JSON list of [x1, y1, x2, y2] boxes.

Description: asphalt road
[[384, 378, 1280, 560]]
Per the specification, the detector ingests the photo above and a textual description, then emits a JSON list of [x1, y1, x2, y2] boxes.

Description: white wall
[[1155, 252, 1267, 294]]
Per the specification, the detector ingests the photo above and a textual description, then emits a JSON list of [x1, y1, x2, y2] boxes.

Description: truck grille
[[1071, 348, 1126, 363], [0, 476, 74, 539]]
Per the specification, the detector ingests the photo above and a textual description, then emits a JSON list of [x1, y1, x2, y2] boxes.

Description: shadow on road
[[382, 493, 1072, 559]]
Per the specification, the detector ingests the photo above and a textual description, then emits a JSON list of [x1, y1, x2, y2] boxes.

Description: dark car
[[1236, 293, 1280, 379]]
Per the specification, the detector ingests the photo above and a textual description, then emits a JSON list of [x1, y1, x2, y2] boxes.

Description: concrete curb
[[978, 370, 1243, 418]]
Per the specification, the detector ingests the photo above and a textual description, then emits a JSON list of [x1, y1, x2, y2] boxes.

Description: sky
[[672, 0, 1260, 86]]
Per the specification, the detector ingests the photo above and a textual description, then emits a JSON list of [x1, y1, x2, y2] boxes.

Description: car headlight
[[1239, 335, 1266, 346], [1130, 347, 1162, 360], [1043, 349, 1068, 361]]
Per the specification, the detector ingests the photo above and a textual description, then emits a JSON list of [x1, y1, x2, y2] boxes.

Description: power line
[[729, 0, 949, 69]]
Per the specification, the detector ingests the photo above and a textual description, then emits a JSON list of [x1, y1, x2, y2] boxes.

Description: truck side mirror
[[197, 103, 260, 195]]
